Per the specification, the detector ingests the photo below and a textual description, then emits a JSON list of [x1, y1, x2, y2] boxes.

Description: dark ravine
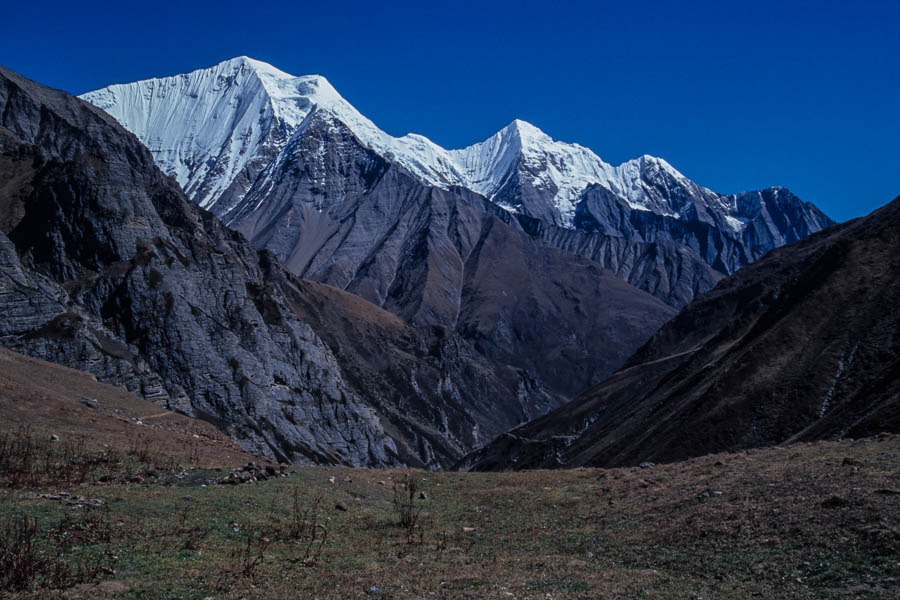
[[462, 195, 900, 471], [0, 66, 674, 469]]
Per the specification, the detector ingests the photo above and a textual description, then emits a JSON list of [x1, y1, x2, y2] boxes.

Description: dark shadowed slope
[[463, 195, 900, 470]]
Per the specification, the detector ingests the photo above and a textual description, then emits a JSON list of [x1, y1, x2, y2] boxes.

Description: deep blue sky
[[3, 0, 898, 221]]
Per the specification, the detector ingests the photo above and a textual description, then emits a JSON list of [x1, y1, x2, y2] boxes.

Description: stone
[[821, 495, 849, 509]]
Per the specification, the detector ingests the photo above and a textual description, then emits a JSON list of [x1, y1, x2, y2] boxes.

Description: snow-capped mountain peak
[[79, 57, 666, 222], [80, 57, 821, 233]]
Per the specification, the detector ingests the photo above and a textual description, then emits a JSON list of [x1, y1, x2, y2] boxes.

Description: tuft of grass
[[525, 575, 592, 592]]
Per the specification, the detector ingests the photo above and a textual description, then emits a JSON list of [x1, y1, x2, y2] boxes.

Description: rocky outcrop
[[463, 195, 900, 471]]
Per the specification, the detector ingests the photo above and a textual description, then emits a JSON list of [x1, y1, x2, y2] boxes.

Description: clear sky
[[3, 0, 897, 221]]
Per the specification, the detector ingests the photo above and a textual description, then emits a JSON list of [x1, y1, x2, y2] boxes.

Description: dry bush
[[127, 432, 176, 470], [393, 474, 428, 544], [230, 526, 274, 578], [0, 506, 112, 592], [277, 489, 328, 565], [173, 506, 209, 551]]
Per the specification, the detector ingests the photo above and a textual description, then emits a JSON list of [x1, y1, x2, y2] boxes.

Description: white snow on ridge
[[83, 58, 287, 208], [80, 57, 727, 226]]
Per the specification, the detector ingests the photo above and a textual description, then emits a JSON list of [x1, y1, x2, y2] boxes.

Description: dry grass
[[0, 434, 896, 599]]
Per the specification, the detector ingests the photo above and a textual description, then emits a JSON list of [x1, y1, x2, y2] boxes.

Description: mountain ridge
[[80, 56, 834, 236]]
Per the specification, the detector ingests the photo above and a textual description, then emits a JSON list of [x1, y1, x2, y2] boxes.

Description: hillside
[[0, 347, 260, 468], [463, 196, 900, 471]]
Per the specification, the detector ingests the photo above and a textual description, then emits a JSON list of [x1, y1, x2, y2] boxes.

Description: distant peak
[[214, 56, 297, 80], [504, 118, 543, 134], [636, 154, 669, 166], [633, 154, 685, 178], [498, 119, 553, 147]]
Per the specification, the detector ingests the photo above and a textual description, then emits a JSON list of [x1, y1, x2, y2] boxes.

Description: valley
[[0, 7, 898, 598]]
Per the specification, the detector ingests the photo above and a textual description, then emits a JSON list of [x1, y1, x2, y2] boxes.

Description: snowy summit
[[81, 57, 807, 232]]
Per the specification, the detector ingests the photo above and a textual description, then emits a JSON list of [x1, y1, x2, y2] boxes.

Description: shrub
[[278, 489, 328, 565], [0, 506, 112, 592], [392, 474, 427, 544]]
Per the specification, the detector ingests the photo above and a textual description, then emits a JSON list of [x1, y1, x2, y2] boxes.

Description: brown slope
[[259, 245, 675, 469], [463, 195, 900, 470], [0, 347, 260, 467]]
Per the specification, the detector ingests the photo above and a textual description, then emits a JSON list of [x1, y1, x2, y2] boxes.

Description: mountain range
[[81, 57, 834, 310], [0, 64, 672, 468], [0, 58, 850, 469]]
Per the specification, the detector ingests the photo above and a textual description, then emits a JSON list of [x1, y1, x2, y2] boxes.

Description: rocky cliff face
[[462, 196, 900, 471], [0, 65, 403, 466]]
